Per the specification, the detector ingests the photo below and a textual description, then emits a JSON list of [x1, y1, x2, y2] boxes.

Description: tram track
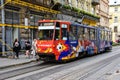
[[38, 47, 120, 80], [62, 53, 120, 80], [0, 61, 58, 80], [77, 55, 119, 80]]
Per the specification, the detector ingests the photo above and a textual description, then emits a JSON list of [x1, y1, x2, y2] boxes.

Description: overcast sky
[[109, 0, 120, 5]]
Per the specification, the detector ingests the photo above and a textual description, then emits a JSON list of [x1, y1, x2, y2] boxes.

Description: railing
[[6, 0, 60, 14], [0, 23, 37, 29]]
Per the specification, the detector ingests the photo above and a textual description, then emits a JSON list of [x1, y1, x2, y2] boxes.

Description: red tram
[[35, 20, 112, 61]]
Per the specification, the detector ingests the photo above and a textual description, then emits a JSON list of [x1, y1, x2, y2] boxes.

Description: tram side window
[[109, 31, 112, 41], [95, 29, 97, 40], [108, 32, 110, 41], [69, 32, 76, 40], [69, 26, 77, 40], [105, 31, 107, 40], [107, 32, 109, 40], [70, 26, 77, 36], [78, 27, 84, 40], [90, 29, 95, 40], [101, 30, 102, 40], [101, 30, 105, 40], [84, 28, 90, 40], [110, 32, 112, 41]]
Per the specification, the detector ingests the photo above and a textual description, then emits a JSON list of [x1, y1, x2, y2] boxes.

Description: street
[[0, 46, 119, 80]]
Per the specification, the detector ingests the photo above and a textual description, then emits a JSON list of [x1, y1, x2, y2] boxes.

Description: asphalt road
[[5, 46, 120, 80]]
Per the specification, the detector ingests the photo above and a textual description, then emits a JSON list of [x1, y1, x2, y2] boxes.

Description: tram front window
[[38, 30, 54, 40]]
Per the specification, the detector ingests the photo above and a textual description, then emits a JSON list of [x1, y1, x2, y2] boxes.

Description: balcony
[[21, 0, 51, 7], [92, 0, 100, 6]]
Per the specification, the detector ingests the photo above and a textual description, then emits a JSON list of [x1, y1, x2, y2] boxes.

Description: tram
[[35, 20, 112, 61]]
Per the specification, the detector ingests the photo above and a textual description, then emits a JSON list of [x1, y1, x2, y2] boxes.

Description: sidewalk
[[0, 54, 36, 69]]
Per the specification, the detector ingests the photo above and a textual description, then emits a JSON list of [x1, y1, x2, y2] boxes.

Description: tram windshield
[[38, 22, 60, 40], [38, 26, 60, 40], [38, 29, 54, 40]]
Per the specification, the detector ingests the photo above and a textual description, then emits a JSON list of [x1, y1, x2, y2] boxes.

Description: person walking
[[13, 38, 21, 59], [25, 40, 31, 58], [31, 39, 36, 58]]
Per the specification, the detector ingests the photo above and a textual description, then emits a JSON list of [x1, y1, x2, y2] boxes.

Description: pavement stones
[[0, 54, 36, 69]]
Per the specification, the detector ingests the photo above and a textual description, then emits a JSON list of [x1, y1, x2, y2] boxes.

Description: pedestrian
[[13, 38, 21, 59], [31, 39, 36, 58], [25, 40, 31, 58]]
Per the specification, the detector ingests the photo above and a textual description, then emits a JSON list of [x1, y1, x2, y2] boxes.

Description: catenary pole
[[1, 0, 5, 56]]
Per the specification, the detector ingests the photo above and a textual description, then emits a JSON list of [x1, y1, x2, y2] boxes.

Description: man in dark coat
[[13, 38, 21, 59]]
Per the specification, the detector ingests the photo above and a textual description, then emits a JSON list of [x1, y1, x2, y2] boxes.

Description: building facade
[[56, 0, 100, 26], [96, 0, 109, 28], [109, 3, 120, 42]]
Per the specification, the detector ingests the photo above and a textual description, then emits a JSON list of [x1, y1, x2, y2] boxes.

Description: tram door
[[61, 24, 68, 40], [68, 25, 78, 56]]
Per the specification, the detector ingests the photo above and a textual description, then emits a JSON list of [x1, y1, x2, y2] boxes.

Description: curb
[[0, 59, 36, 69]]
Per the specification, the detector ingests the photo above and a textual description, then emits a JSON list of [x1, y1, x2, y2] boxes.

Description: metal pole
[[33, 15, 35, 39], [1, 0, 5, 56], [28, 29, 29, 41]]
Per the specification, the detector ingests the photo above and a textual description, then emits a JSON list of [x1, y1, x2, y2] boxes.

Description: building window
[[76, 0, 78, 7], [115, 7, 118, 12], [62, 0, 65, 5], [80, 0, 84, 10], [114, 16, 118, 22], [114, 26, 118, 32], [68, 0, 72, 6]]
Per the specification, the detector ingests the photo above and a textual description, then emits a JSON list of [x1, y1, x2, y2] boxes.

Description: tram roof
[[70, 22, 96, 29], [100, 28, 111, 32]]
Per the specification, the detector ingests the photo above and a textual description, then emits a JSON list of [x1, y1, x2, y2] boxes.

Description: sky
[[109, 0, 120, 5]]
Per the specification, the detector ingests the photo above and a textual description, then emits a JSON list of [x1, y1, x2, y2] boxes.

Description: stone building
[[96, 0, 109, 28], [56, 0, 100, 26], [109, 1, 120, 42]]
